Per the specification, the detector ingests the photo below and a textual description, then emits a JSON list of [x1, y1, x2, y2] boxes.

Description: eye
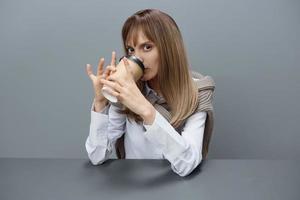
[[127, 47, 134, 54], [144, 44, 152, 51]]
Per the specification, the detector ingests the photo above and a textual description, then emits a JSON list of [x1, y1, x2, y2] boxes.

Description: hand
[[100, 57, 155, 120], [85, 51, 117, 102]]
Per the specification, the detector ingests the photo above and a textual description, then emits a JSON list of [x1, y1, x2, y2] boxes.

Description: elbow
[[171, 146, 203, 177], [86, 147, 106, 165], [88, 154, 106, 165], [85, 138, 107, 165], [174, 159, 203, 177]]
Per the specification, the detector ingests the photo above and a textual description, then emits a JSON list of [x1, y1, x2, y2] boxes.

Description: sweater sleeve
[[143, 110, 207, 177]]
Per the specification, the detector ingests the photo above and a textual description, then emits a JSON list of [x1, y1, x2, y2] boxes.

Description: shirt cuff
[[90, 99, 110, 114]]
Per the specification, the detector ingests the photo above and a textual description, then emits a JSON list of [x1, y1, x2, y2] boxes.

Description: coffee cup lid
[[119, 55, 145, 71]]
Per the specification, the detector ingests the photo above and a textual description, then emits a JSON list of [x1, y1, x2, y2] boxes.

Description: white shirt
[[85, 82, 207, 177]]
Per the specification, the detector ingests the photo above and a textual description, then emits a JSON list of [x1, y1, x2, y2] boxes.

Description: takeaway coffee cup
[[101, 55, 145, 103]]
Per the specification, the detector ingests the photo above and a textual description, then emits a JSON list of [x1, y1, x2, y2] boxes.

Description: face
[[125, 29, 159, 81]]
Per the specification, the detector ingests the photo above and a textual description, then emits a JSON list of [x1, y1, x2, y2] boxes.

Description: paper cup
[[101, 55, 144, 103]]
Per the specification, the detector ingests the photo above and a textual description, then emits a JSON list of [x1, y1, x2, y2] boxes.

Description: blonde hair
[[119, 9, 199, 129]]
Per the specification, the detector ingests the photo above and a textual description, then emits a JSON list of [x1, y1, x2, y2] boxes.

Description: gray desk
[[0, 158, 299, 200]]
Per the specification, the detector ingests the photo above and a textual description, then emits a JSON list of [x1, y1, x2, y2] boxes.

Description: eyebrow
[[126, 41, 153, 48]]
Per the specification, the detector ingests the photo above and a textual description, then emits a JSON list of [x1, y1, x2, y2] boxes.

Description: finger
[[107, 73, 128, 87], [106, 65, 117, 73], [122, 57, 131, 74], [100, 78, 123, 93], [123, 57, 130, 69], [96, 58, 105, 76], [86, 64, 96, 80], [110, 51, 116, 66], [102, 86, 120, 98], [104, 69, 110, 80], [113, 58, 132, 85], [104, 65, 116, 79]]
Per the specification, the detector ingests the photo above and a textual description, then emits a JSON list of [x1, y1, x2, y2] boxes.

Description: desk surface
[[0, 158, 299, 200]]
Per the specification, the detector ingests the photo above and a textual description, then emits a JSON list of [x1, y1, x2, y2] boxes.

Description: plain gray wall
[[0, 0, 299, 159]]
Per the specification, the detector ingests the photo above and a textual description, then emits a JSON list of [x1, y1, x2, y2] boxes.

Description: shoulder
[[190, 71, 215, 91]]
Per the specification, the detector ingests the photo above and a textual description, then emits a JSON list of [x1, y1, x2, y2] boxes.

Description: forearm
[[143, 111, 207, 177], [86, 106, 111, 165]]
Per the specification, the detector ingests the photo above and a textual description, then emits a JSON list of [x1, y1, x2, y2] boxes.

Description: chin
[[141, 70, 157, 81], [141, 74, 153, 81], [141, 76, 148, 81]]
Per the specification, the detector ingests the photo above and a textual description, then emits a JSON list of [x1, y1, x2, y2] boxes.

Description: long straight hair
[[119, 9, 199, 129]]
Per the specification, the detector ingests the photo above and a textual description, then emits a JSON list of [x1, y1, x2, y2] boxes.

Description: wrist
[[93, 98, 108, 112], [141, 104, 156, 125], [94, 97, 107, 104]]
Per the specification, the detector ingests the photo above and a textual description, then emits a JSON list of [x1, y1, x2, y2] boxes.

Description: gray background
[[0, 0, 299, 159]]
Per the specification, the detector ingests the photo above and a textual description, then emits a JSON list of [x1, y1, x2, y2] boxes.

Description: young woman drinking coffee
[[85, 9, 215, 177]]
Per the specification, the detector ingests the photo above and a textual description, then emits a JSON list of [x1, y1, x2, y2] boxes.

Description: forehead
[[126, 29, 151, 47]]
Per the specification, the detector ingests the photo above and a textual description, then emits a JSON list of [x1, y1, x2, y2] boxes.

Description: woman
[[85, 9, 215, 177]]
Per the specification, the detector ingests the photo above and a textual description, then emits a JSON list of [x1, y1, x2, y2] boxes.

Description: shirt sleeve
[[107, 103, 126, 143], [143, 110, 207, 177], [85, 99, 113, 165]]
